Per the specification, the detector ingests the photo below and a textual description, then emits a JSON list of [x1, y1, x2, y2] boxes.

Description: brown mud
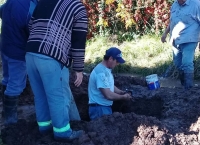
[[1, 74, 200, 145]]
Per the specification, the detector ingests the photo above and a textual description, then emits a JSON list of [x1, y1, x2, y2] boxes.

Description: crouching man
[[88, 47, 132, 120]]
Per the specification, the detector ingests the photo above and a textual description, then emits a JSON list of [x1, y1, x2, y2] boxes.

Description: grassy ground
[[84, 35, 172, 76], [84, 35, 200, 79]]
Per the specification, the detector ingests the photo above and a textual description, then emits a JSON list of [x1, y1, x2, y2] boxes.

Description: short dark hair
[[103, 55, 110, 60]]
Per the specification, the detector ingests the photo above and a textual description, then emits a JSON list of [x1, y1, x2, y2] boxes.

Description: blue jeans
[[25, 53, 73, 138], [1, 53, 26, 96], [89, 105, 112, 120], [173, 42, 197, 73]]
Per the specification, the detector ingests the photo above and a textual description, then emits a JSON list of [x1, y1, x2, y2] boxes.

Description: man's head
[[103, 47, 125, 69]]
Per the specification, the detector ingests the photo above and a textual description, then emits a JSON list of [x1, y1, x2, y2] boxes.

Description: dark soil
[[1, 73, 200, 145]]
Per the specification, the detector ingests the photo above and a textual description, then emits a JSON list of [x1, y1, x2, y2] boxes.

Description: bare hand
[[161, 33, 167, 43], [123, 93, 132, 100], [74, 72, 83, 87], [120, 90, 126, 95]]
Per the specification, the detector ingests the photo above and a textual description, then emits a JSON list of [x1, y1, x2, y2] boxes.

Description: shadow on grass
[[84, 56, 174, 77]]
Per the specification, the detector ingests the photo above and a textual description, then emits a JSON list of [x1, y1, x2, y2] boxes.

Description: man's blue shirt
[[0, 0, 32, 61], [88, 63, 114, 106], [169, 0, 200, 46]]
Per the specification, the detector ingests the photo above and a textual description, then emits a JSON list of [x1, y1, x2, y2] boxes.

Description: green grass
[[85, 35, 173, 76], [84, 35, 200, 79]]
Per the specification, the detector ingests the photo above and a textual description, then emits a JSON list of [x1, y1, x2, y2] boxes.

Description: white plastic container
[[146, 74, 160, 90]]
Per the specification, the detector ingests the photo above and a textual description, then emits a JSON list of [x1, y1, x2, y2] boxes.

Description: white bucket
[[145, 74, 160, 90]]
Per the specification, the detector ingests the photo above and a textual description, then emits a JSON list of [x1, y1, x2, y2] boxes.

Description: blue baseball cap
[[105, 47, 125, 63]]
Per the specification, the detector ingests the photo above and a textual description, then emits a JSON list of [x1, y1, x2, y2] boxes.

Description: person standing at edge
[[25, 0, 88, 142], [88, 47, 132, 120], [0, 0, 37, 125], [161, 0, 200, 90]]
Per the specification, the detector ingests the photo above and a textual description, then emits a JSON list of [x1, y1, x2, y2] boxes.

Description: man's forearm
[[100, 88, 125, 101], [114, 86, 123, 94]]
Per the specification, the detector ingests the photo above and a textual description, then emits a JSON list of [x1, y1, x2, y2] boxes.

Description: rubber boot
[[4, 95, 19, 125], [179, 70, 184, 86], [1, 85, 6, 117], [184, 73, 194, 90]]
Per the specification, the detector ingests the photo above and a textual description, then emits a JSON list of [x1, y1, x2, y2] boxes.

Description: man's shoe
[[54, 130, 84, 142], [67, 130, 84, 140]]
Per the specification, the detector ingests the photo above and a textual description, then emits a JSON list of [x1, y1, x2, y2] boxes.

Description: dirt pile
[[1, 74, 200, 145]]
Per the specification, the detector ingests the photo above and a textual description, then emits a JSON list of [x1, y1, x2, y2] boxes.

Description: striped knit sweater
[[26, 0, 88, 72]]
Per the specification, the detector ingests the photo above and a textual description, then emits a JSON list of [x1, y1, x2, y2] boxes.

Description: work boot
[[179, 70, 184, 86], [4, 95, 19, 125], [54, 130, 84, 142], [1, 85, 6, 117], [184, 73, 194, 90]]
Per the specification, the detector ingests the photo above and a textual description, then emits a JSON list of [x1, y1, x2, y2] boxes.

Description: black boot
[[1, 85, 6, 117], [179, 70, 184, 86], [184, 73, 194, 90], [4, 95, 19, 125]]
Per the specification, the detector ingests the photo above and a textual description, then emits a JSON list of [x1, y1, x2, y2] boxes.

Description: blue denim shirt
[[169, 0, 200, 46]]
